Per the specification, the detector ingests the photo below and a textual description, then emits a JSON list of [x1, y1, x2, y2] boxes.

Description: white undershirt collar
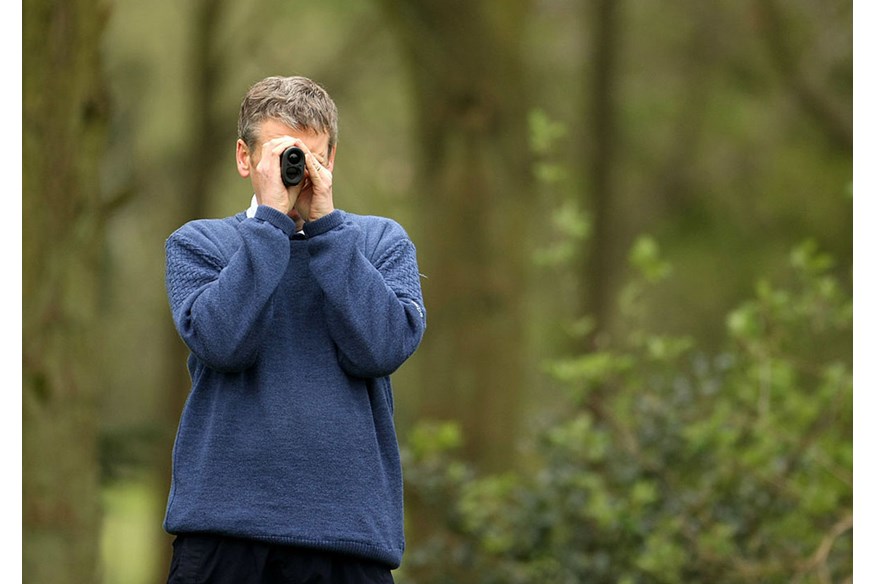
[[245, 194, 259, 218], [245, 195, 305, 235]]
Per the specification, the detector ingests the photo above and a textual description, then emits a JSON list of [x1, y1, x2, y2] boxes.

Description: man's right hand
[[252, 136, 302, 216]]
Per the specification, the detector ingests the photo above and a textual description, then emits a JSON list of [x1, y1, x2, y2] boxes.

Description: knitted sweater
[[163, 205, 426, 569]]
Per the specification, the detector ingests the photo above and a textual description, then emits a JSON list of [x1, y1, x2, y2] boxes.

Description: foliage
[[529, 108, 590, 270], [399, 240, 851, 584], [92, 0, 851, 579]]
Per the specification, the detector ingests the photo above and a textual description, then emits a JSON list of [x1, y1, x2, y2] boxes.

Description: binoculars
[[280, 147, 306, 187]]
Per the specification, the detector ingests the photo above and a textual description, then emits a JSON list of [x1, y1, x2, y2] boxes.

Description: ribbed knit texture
[[163, 206, 426, 569]]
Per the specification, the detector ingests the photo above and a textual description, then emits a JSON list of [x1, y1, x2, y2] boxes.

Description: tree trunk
[[378, 0, 534, 471], [581, 0, 622, 346], [22, 0, 110, 581], [155, 0, 230, 578]]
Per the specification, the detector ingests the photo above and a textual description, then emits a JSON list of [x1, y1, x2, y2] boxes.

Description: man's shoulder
[[344, 212, 411, 243], [170, 213, 244, 239], [166, 213, 246, 257], [342, 212, 416, 260]]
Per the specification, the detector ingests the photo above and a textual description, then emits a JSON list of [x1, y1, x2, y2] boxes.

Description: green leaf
[[629, 235, 672, 283]]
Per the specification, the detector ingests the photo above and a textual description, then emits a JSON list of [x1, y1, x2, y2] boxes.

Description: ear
[[326, 144, 337, 172], [236, 139, 252, 178]]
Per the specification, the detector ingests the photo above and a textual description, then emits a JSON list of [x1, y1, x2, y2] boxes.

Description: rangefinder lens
[[281, 147, 306, 187]]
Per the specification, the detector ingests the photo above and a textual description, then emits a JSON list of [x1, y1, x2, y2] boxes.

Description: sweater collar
[[245, 195, 306, 235]]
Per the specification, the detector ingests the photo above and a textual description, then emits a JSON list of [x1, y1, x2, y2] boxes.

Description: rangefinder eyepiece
[[280, 147, 306, 187]]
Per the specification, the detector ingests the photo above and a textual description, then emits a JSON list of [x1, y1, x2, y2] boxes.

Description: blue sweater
[[163, 205, 426, 568]]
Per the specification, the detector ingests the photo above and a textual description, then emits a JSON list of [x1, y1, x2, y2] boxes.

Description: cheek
[[249, 152, 265, 170]]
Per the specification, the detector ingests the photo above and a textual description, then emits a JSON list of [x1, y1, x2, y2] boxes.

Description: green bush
[[399, 240, 851, 584]]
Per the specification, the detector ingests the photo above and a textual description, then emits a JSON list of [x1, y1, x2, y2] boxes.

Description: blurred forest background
[[23, 0, 853, 582]]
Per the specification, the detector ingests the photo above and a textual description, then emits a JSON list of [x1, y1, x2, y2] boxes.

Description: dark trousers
[[167, 534, 395, 584]]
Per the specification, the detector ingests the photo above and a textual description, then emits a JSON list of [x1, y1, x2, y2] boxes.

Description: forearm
[[166, 207, 297, 371], [305, 212, 426, 378]]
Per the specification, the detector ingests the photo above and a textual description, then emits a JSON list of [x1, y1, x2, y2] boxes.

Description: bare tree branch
[[754, 0, 852, 153], [792, 512, 852, 583]]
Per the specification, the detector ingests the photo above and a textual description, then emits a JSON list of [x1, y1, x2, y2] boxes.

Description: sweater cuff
[[303, 210, 345, 238], [253, 205, 298, 237]]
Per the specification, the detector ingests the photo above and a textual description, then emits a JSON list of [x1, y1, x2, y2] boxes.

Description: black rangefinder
[[280, 147, 306, 187]]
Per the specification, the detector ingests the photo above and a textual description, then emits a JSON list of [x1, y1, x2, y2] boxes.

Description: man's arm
[[165, 207, 297, 372], [304, 212, 426, 379]]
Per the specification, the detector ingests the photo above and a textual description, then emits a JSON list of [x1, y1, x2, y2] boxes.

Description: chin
[[289, 209, 305, 229]]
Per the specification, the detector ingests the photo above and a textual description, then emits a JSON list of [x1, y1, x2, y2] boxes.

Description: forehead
[[257, 118, 331, 157]]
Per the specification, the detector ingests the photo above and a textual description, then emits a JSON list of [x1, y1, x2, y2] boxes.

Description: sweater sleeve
[[165, 206, 297, 372], [304, 211, 426, 378]]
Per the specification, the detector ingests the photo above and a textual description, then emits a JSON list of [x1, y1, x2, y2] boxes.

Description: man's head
[[237, 76, 339, 157]]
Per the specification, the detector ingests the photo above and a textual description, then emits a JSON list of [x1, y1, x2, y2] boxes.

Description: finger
[[254, 139, 291, 176], [306, 152, 330, 185], [267, 136, 299, 158], [307, 153, 320, 177], [305, 153, 322, 185]]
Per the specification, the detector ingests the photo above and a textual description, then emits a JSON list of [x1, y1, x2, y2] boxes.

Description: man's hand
[[250, 134, 334, 224], [252, 136, 302, 216], [295, 147, 335, 223]]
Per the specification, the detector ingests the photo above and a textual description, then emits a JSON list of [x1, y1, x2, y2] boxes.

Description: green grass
[[100, 478, 166, 584]]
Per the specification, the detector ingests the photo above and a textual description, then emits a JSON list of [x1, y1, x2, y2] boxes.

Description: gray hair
[[237, 76, 339, 154]]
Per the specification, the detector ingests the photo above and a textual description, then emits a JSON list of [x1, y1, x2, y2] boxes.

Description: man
[[163, 75, 426, 583]]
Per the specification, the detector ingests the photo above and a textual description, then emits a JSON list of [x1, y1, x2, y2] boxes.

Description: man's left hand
[[295, 147, 335, 223]]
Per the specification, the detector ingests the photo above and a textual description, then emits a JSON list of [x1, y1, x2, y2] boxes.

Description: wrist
[[307, 205, 335, 222], [303, 209, 344, 238], [257, 194, 292, 216], [253, 204, 299, 237], [256, 185, 295, 216], [266, 201, 292, 216]]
